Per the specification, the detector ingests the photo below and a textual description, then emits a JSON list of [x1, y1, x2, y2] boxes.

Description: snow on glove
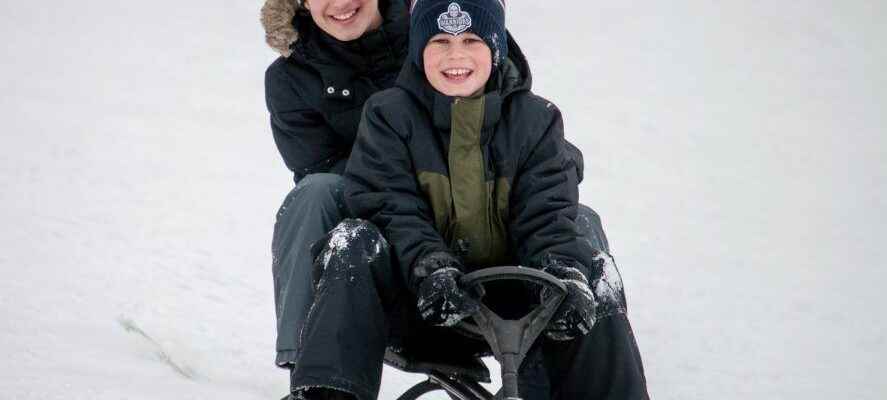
[[416, 267, 480, 327], [541, 261, 598, 341]]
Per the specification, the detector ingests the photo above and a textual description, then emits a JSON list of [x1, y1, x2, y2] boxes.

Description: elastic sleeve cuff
[[410, 251, 462, 289]]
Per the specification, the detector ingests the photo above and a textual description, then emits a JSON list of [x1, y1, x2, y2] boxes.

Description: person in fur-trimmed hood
[[261, 1, 617, 399], [262, 0, 411, 181], [262, 0, 411, 369]]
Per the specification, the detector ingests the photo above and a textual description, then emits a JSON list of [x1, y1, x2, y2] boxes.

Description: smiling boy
[[347, 0, 618, 336], [287, 0, 648, 399], [337, 0, 650, 399]]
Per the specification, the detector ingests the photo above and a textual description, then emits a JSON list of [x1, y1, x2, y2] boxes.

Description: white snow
[[320, 221, 368, 271], [592, 251, 624, 310], [1, 1, 885, 399]]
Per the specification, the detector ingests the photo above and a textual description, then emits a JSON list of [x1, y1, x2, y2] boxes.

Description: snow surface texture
[[1, 1, 885, 399]]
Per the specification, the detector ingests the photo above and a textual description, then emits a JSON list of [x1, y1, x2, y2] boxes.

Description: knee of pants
[[277, 173, 346, 220], [315, 219, 389, 270], [322, 219, 387, 254], [314, 219, 397, 295]]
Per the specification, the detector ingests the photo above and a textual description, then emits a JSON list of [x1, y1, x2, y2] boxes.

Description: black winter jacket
[[345, 34, 596, 289], [263, 0, 410, 183]]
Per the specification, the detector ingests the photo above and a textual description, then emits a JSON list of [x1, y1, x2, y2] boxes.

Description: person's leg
[[272, 173, 348, 367], [290, 219, 399, 400], [511, 204, 617, 399], [540, 248, 648, 399], [542, 314, 648, 400], [518, 344, 552, 400], [576, 204, 610, 253]]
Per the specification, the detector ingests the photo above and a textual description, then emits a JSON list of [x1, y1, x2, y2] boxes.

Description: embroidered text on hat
[[437, 3, 472, 35]]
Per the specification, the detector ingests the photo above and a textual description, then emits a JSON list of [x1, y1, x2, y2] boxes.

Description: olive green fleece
[[417, 96, 509, 268]]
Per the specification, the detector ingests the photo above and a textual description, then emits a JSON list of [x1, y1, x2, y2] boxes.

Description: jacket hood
[[261, 0, 409, 58], [261, 0, 301, 57]]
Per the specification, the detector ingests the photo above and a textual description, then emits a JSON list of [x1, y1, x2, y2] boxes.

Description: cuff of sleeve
[[410, 251, 462, 289], [538, 254, 590, 284]]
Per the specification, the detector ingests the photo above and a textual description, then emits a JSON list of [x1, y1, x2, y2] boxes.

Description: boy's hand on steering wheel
[[541, 261, 598, 341], [416, 267, 480, 327]]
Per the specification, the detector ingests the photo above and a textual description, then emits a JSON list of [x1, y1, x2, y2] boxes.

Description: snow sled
[[385, 266, 567, 400]]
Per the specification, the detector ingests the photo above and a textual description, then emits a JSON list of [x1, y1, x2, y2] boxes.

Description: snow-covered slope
[[1, 1, 884, 399]]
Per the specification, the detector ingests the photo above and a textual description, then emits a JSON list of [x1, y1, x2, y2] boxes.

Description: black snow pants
[[289, 216, 648, 400]]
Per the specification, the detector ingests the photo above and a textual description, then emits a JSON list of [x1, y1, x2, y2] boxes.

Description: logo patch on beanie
[[437, 3, 472, 35]]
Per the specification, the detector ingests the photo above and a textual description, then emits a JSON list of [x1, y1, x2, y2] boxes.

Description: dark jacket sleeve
[[508, 105, 594, 276], [265, 60, 348, 183], [345, 99, 455, 289]]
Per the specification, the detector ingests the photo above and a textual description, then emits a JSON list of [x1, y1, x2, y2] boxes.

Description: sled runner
[[386, 266, 567, 400]]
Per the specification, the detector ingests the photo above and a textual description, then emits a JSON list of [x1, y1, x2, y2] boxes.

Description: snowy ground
[[1, 1, 885, 399]]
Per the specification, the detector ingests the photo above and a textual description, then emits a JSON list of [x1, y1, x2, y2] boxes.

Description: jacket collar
[[430, 88, 502, 133]]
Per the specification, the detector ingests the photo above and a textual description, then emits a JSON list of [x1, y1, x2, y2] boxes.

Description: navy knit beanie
[[409, 0, 507, 69]]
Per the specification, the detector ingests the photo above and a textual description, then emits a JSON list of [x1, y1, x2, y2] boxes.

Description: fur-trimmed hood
[[261, 0, 411, 58], [261, 0, 302, 57]]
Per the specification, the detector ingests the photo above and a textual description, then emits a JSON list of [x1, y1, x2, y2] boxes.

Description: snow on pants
[[289, 218, 648, 400], [271, 171, 610, 368]]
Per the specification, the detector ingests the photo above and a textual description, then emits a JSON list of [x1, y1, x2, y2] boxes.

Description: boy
[[291, 1, 649, 399]]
